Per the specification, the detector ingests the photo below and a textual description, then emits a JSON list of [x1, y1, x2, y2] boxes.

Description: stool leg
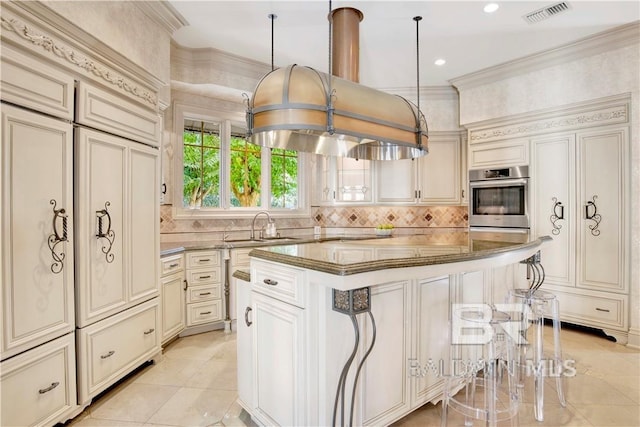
[[550, 298, 567, 407], [533, 303, 544, 422]]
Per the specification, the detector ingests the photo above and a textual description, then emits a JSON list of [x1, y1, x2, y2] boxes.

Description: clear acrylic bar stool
[[441, 305, 519, 427], [508, 288, 567, 422]]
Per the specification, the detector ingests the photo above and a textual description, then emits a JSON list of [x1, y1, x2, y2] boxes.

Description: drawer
[[231, 248, 252, 268], [547, 289, 627, 330], [187, 267, 222, 286], [187, 300, 223, 326], [76, 81, 160, 147], [161, 254, 184, 277], [187, 284, 221, 303], [76, 299, 160, 404], [187, 250, 221, 268], [0, 333, 77, 427], [252, 260, 305, 308]]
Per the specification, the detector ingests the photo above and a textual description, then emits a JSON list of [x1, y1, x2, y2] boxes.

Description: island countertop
[[248, 231, 551, 289]]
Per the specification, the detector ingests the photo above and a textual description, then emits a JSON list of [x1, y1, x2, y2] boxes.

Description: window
[[174, 104, 308, 218]]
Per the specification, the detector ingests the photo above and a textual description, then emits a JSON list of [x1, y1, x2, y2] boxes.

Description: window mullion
[[220, 120, 231, 209]]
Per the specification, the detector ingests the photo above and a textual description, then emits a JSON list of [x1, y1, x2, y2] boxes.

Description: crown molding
[[134, 0, 188, 35], [450, 21, 640, 91]]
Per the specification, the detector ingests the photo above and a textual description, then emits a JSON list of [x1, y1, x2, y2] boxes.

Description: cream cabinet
[[1, 104, 76, 361], [532, 126, 630, 341], [75, 127, 160, 328], [317, 156, 373, 204], [376, 133, 463, 205], [235, 270, 253, 412], [0, 333, 77, 427], [76, 298, 160, 404], [183, 250, 224, 330], [160, 254, 186, 344]]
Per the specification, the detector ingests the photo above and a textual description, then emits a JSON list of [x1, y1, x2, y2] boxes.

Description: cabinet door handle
[[595, 307, 610, 313], [48, 199, 68, 274], [38, 381, 60, 394], [584, 195, 602, 236], [199, 292, 211, 296], [95, 201, 116, 263], [200, 311, 212, 315], [263, 278, 278, 286], [550, 197, 564, 235], [199, 275, 211, 279], [245, 307, 253, 326], [100, 350, 115, 359], [183, 279, 188, 290], [143, 328, 155, 335]]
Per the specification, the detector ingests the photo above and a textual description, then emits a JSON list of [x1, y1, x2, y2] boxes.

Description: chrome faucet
[[251, 211, 274, 240]]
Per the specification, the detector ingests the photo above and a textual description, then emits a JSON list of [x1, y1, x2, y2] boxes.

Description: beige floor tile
[[89, 383, 179, 423], [517, 403, 592, 426], [184, 358, 238, 390], [68, 417, 145, 427], [133, 357, 206, 387], [571, 403, 640, 427], [221, 400, 257, 427], [146, 387, 237, 426]]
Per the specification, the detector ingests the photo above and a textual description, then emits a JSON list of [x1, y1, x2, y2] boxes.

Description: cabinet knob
[[263, 278, 278, 286]]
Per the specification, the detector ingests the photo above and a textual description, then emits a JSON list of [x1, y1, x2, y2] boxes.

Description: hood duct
[[245, 7, 428, 160]]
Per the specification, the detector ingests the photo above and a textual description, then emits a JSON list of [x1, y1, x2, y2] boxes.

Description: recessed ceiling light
[[434, 58, 446, 66], [484, 3, 500, 13]]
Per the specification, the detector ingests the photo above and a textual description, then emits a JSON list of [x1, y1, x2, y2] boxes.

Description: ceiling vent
[[523, 2, 570, 24]]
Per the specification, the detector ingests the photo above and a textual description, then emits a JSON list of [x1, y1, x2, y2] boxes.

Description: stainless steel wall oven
[[469, 166, 530, 230]]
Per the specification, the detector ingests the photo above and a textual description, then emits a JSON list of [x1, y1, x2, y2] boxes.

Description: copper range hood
[[245, 7, 428, 160]]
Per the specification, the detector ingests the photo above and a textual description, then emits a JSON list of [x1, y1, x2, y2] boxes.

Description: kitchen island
[[236, 232, 550, 427]]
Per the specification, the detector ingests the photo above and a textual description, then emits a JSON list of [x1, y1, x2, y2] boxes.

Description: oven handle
[[469, 178, 528, 188]]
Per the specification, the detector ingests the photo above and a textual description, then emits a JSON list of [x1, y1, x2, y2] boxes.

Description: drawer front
[[187, 267, 221, 286], [252, 260, 305, 308], [187, 300, 223, 326], [76, 81, 160, 147], [0, 333, 76, 427], [161, 254, 185, 277], [187, 284, 221, 303], [549, 289, 627, 330], [0, 44, 75, 120], [187, 250, 221, 269], [77, 299, 159, 403]]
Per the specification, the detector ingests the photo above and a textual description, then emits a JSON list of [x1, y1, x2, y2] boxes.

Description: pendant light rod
[[327, 0, 334, 135], [413, 16, 422, 119], [269, 13, 277, 71]]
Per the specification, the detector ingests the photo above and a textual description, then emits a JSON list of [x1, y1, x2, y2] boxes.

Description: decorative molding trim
[[451, 21, 640, 91], [0, 8, 159, 108], [626, 327, 640, 350], [134, 0, 188, 34], [468, 93, 631, 143]]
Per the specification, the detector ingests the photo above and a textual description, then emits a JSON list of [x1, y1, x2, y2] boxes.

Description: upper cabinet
[[317, 157, 373, 204], [376, 132, 464, 205]]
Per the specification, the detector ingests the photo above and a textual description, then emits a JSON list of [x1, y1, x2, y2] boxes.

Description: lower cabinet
[[0, 333, 77, 427], [76, 298, 160, 404], [184, 250, 224, 331], [239, 260, 497, 426], [160, 254, 186, 344]]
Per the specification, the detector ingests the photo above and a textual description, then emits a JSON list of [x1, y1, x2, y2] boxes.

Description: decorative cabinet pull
[[595, 307, 610, 313], [584, 195, 602, 236], [263, 278, 278, 286], [183, 279, 188, 290], [199, 258, 211, 262], [169, 263, 179, 268], [199, 292, 211, 296], [550, 197, 564, 236], [200, 311, 212, 315], [48, 199, 68, 274], [245, 307, 253, 326], [199, 275, 211, 279], [38, 381, 60, 394], [96, 202, 116, 262], [100, 350, 115, 359], [143, 328, 155, 335]]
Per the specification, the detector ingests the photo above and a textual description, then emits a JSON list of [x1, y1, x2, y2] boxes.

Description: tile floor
[[64, 325, 639, 427]]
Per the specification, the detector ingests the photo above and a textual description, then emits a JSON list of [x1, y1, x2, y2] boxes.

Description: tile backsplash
[[160, 205, 468, 238]]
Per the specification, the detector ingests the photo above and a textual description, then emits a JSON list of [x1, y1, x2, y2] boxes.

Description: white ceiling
[[168, 0, 640, 88]]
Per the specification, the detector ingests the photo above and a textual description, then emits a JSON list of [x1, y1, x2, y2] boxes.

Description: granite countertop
[[160, 234, 385, 256], [248, 233, 551, 276]]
